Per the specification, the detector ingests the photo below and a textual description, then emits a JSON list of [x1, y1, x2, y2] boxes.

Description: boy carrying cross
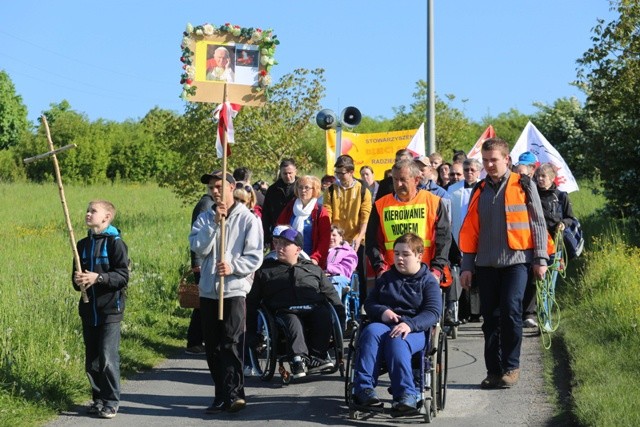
[[72, 200, 129, 419]]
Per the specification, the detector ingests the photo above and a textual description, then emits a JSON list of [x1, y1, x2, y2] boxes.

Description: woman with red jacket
[[277, 175, 331, 268]]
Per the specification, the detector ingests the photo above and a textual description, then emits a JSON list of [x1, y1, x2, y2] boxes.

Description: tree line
[[0, 0, 637, 217]]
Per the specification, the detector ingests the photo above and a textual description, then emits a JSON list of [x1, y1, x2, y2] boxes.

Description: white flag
[[406, 123, 426, 157], [511, 121, 579, 193]]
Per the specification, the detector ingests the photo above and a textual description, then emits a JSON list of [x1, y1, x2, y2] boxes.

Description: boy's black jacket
[[73, 225, 130, 325]]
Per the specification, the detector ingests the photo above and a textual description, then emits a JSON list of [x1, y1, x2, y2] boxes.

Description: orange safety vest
[[459, 173, 555, 255], [375, 190, 440, 267]]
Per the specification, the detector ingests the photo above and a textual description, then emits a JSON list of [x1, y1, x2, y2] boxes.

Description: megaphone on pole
[[340, 106, 361, 129], [316, 109, 338, 130]]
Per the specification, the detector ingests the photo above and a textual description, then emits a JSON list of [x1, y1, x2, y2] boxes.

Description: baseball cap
[[200, 170, 236, 185], [272, 225, 303, 247], [516, 152, 537, 166], [414, 155, 431, 167]]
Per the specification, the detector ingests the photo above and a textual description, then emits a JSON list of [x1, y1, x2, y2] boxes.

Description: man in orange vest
[[366, 159, 451, 283], [459, 138, 548, 390]]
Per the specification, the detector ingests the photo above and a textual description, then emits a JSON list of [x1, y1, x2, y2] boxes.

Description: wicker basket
[[177, 270, 200, 309]]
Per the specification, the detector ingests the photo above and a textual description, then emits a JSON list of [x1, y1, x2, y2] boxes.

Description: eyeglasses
[[463, 168, 479, 173], [297, 185, 313, 191], [334, 170, 350, 176]]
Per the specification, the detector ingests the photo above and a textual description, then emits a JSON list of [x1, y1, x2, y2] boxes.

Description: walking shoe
[[307, 356, 334, 373], [480, 373, 503, 389], [523, 317, 538, 328], [468, 314, 482, 323], [354, 388, 380, 406], [98, 406, 117, 419], [87, 400, 103, 414], [501, 369, 520, 388], [228, 398, 247, 413], [392, 394, 417, 411], [185, 345, 206, 355], [444, 309, 459, 326], [243, 365, 260, 377], [290, 356, 307, 378], [205, 399, 227, 414]]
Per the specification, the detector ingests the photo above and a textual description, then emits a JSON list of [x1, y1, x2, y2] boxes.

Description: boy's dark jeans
[[476, 264, 528, 374], [82, 320, 121, 408], [200, 296, 246, 405]]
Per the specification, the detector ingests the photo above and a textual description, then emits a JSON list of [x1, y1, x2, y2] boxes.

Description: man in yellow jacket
[[323, 154, 372, 302], [459, 138, 548, 390]]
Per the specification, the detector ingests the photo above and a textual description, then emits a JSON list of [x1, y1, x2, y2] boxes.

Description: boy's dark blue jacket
[[73, 225, 129, 325], [365, 263, 442, 332]]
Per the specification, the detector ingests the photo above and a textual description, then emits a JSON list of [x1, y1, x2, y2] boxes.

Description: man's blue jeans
[[353, 322, 425, 399], [82, 320, 121, 408], [476, 264, 529, 374]]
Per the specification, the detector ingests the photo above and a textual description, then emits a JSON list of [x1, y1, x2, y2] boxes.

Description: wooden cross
[[23, 115, 88, 303]]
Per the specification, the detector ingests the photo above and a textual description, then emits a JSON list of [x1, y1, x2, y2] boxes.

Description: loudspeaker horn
[[316, 109, 338, 130], [340, 106, 361, 129]]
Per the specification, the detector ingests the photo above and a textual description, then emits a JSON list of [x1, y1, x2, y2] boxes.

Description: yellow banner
[[325, 128, 418, 178]]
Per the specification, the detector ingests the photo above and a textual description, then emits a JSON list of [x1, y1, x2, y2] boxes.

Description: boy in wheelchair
[[247, 226, 345, 379], [352, 233, 441, 412]]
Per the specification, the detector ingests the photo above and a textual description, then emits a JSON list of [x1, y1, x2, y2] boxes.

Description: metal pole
[[336, 125, 343, 158], [427, 0, 436, 155]]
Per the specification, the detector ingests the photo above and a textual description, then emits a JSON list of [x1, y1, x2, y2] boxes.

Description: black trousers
[[275, 304, 332, 359], [200, 296, 246, 404]]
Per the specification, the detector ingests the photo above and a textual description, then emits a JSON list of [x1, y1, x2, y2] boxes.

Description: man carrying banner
[[459, 138, 548, 390], [366, 159, 451, 284]]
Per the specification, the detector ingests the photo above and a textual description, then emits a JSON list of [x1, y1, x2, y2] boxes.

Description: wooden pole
[[218, 85, 228, 320], [38, 116, 89, 303]]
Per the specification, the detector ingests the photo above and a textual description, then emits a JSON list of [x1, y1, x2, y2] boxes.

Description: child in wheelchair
[[352, 232, 442, 412], [247, 226, 345, 379], [326, 224, 358, 297]]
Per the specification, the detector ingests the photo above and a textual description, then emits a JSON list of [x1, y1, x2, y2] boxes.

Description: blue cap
[[272, 225, 303, 247], [516, 151, 537, 166]]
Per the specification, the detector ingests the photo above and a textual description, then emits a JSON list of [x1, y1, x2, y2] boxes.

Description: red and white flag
[[213, 102, 242, 158], [467, 125, 496, 161], [406, 123, 426, 157], [511, 121, 579, 193]]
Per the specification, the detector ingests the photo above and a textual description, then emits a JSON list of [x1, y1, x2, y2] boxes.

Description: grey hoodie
[[189, 202, 264, 299]]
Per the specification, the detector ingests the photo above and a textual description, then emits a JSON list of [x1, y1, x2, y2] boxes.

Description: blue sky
[[1, 1, 615, 126]]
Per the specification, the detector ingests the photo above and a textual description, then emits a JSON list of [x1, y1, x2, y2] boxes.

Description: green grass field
[[0, 182, 192, 426], [548, 181, 640, 426]]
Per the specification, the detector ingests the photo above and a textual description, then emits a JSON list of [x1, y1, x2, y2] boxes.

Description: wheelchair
[[344, 317, 448, 423], [248, 300, 345, 385], [340, 273, 361, 334]]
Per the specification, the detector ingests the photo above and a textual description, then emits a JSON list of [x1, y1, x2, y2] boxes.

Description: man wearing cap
[[189, 170, 264, 414], [514, 151, 538, 178], [247, 226, 344, 379]]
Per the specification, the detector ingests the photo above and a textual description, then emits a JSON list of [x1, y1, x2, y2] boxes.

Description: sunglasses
[[235, 183, 253, 192]]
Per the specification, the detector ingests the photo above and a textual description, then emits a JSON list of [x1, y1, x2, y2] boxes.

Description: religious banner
[[179, 22, 278, 106], [325, 128, 419, 177], [511, 121, 579, 193]]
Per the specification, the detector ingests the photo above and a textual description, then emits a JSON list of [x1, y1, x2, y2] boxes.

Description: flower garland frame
[[179, 22, 279, 104]]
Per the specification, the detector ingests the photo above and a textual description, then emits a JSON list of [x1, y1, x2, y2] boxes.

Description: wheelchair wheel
[[327, 303, 345, 376], [436, 330, 448, 410], [344, 326, 359, 405], [251, 307, 277, 382]]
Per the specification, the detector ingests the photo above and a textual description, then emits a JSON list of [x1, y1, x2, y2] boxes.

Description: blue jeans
[[82, 320, 121, 408], [330, 275, 350, 297], [476, 264, 529, 374], [353, 322, 425, 399]]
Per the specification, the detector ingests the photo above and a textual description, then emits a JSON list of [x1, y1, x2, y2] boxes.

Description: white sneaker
[[523, 318, 537, 328], [243, 365, 259, 376]]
